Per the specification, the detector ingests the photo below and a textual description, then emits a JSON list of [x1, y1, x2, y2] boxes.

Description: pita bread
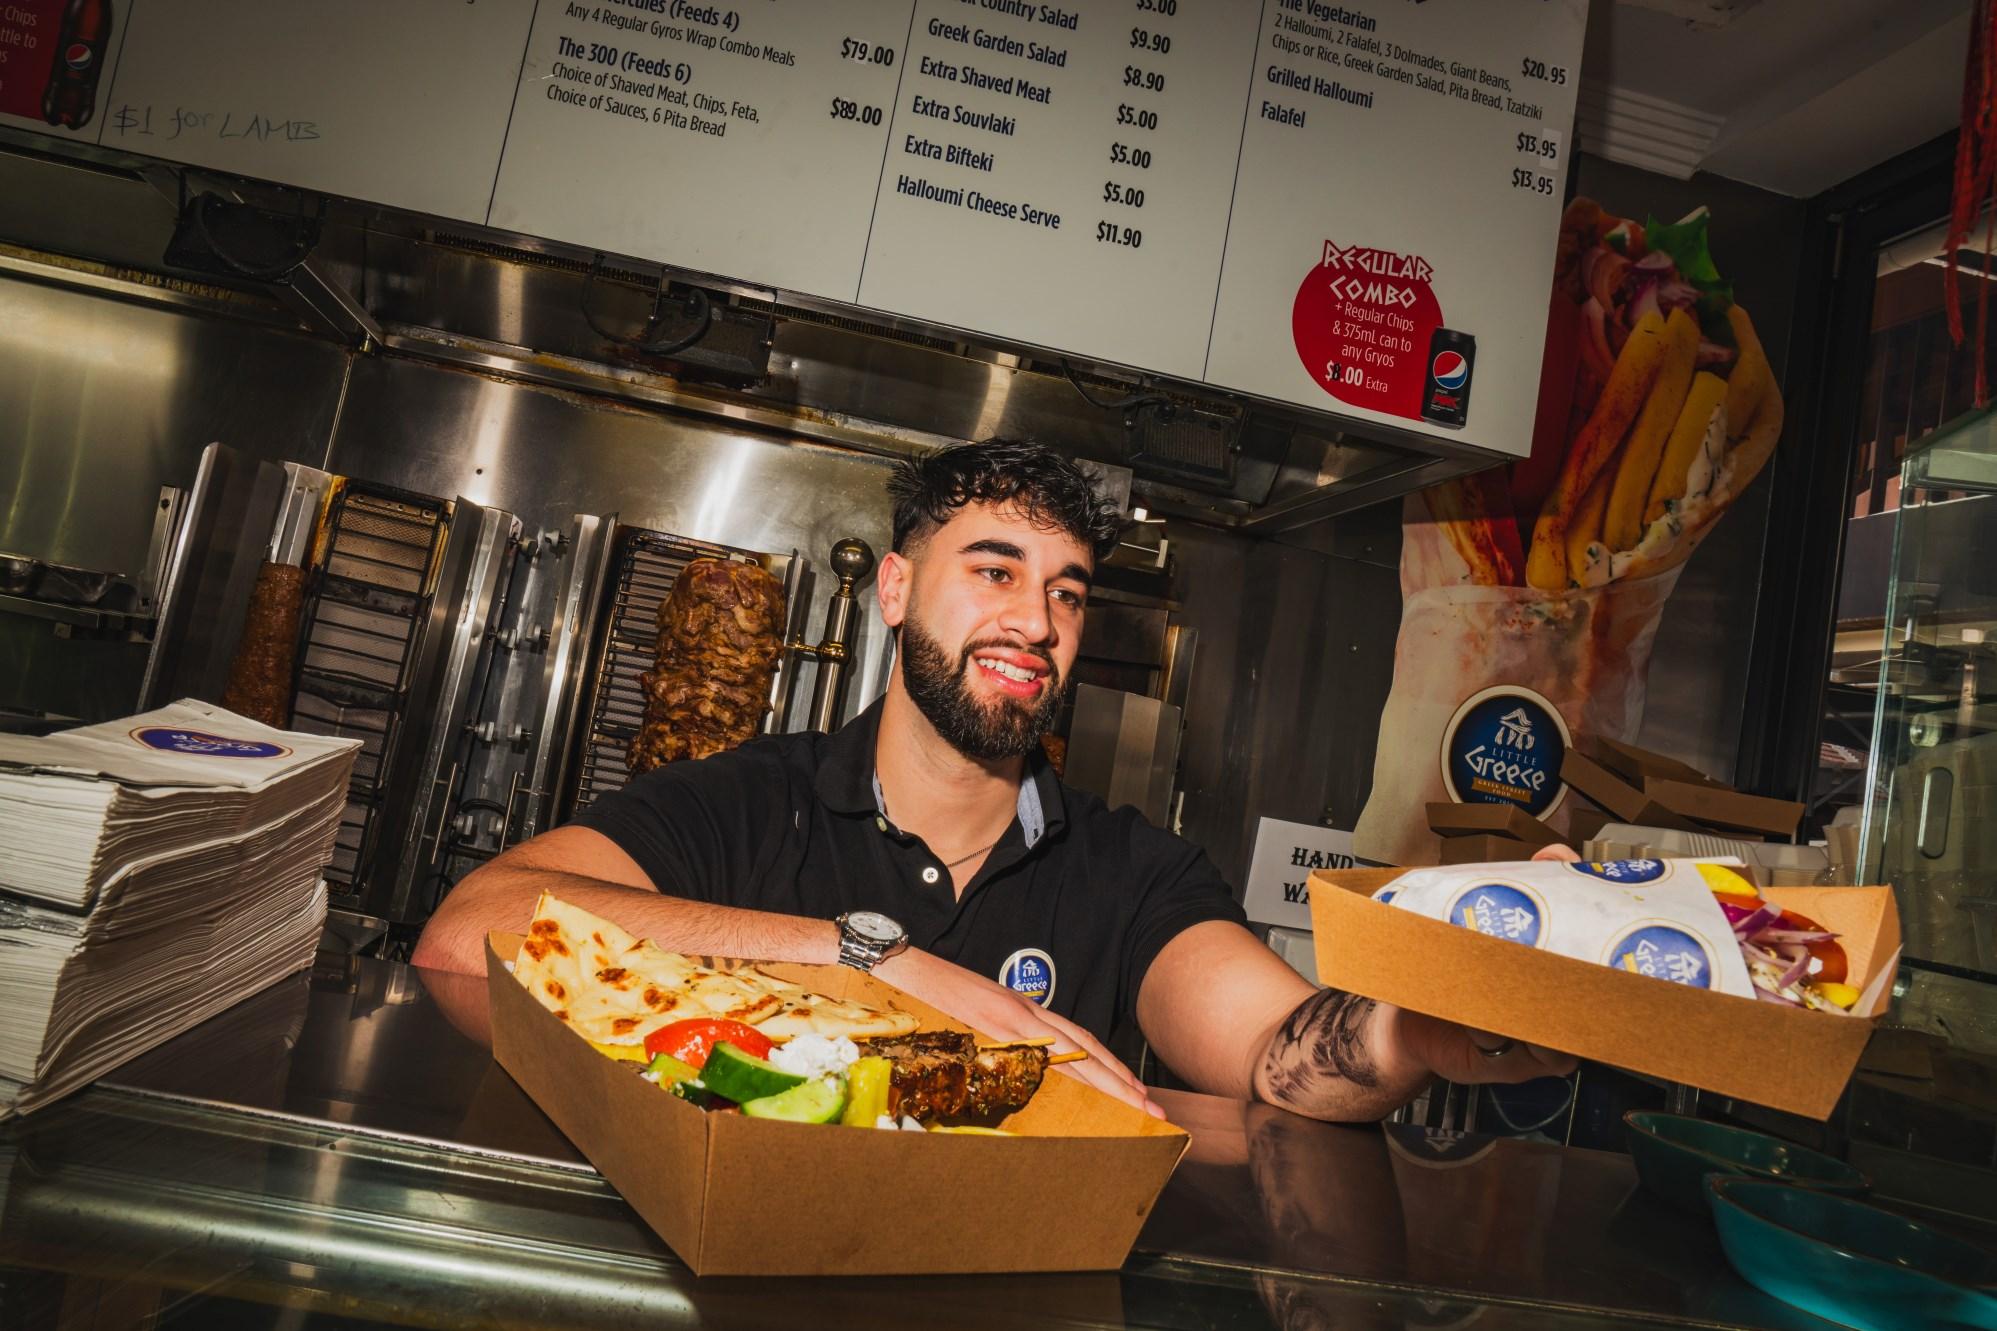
[[511, 892, 918, 1045]]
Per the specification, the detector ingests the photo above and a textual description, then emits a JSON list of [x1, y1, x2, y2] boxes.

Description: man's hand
[[1387, 1005, 1578, 1086], [875, 948, 1163, 1118], [1255, 841, 1585, 1115]]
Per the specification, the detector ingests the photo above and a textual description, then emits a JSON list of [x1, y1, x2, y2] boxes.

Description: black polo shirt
[[572, 700, 1247, 1051]]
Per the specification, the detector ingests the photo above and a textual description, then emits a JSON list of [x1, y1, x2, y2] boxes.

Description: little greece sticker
[[1438, 685, 1570, 818], [130, 727, 291, 759], [1568, 858, 1669, 885], [1607, 923, 1715, 989], [999, 948, 1056, 1006], [1447, 882, 1546, 947]]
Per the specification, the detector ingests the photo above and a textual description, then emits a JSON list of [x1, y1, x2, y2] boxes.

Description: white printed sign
[[6, 0, 1586, 457], [1242, 816, 1359, 930]]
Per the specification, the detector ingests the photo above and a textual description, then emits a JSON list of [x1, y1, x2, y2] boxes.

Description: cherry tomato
[[644, 1018, 773, 1068], [1775, 910, 1848, 984]]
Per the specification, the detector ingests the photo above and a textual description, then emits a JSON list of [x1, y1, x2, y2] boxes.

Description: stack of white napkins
[[0, 700, 358, 1117]]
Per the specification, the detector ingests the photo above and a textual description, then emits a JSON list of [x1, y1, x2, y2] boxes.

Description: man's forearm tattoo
[[1258, 987, 1381, 1104]]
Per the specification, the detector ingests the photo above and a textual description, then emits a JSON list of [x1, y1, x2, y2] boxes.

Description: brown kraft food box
[[1437, 834, 1544, 865], [1584, 735, 1731, 790], [1560, 748, 1704, 831], [486, 934, 1188, 1276], [1426, 802, 1562, 846], [1639, 776, 1805, 839], [1307, 869, 1898, 1120]]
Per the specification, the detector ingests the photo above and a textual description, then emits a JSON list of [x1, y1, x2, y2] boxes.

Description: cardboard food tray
[[1306, 869, 1899, 1120], [486, 934, 1188, 1276]]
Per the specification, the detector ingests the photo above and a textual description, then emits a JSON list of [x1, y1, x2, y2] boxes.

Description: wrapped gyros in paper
[[1374, 857, 1755, 998]]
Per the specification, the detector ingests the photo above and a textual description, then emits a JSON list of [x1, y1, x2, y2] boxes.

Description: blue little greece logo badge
[[1607, 923, 1715, 989], [1568, 858, 1668, 884], [1447, 883, 1545, 947], [999, 948, 1056, 1006], [131, 728, 291, 759], [1438, 685, 1570, 818]]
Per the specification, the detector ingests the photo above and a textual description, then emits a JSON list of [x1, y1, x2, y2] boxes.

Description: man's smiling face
[[881, 500, 1093, 762]]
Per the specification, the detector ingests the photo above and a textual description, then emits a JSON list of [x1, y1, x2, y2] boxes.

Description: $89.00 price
[[829, 97, 883, 125]]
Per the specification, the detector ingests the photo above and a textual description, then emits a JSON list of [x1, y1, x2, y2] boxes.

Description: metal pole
[[802, 538, 875, 733]]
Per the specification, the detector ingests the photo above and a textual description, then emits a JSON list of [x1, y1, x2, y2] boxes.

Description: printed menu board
[[0, 0, 1586, 458]]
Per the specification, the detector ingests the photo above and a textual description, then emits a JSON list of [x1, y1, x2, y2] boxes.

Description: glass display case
[[1864, 403, 1997, 1046]]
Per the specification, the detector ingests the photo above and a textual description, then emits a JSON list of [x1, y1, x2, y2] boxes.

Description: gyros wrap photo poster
[[1354, 197, 1785, 867]]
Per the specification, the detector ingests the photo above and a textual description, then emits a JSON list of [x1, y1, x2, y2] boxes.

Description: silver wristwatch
[[835, 910, 909, 972]]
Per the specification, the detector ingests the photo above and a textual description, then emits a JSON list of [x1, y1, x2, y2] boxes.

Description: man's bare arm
[[1138, 920, 1575, 1121], [409, 826, 839, 975]]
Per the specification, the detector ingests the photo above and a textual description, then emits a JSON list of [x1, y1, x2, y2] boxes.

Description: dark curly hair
[[886, 439, 1125, 562]]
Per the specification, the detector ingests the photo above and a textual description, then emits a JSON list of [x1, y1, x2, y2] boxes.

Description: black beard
[[899, 616, 1064, 762]]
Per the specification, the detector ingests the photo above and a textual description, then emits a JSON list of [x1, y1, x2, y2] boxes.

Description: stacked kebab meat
[[628, 557, 787, 774]]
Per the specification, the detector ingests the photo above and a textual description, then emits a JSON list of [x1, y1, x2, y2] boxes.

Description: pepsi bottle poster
[[1352, 192, 1790, 866], [0, 0, 113, 133]]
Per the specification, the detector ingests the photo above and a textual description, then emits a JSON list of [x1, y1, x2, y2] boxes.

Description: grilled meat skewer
[[856, 1031, 1049, 1121]]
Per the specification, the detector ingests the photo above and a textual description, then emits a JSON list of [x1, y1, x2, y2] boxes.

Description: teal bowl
[[1708, 1176, 1997, 1331], [1624, 1110, 1869, 1215]]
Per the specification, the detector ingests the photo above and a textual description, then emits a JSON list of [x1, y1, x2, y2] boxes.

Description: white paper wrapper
[[1375, 858, 1755, 999], [1353, 503, 1683, 867]]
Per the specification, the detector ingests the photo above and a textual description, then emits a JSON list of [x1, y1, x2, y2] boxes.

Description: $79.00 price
[[839, 37, 896, 66]]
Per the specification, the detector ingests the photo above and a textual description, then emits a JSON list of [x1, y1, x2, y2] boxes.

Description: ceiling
[[1580, 0, 1969, 195]]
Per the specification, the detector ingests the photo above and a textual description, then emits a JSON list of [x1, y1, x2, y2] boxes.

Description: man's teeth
[[977, 657, 1038, 683]]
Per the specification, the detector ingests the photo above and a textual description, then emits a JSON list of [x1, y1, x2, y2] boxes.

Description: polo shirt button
[[921, 866, 940, 885], [875, 817, 887, 832]]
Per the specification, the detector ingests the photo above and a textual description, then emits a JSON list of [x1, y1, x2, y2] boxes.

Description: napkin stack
[[0, 700, 358, 1117]]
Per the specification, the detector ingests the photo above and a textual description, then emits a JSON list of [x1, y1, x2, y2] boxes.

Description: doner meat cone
[[629, 558, 786, 773]]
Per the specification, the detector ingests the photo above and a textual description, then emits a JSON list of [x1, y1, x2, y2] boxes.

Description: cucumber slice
[[740, 1076, 847, 1125], [700, 1041, 806, 1103], [645, 1052, 698, 1086], [670, 1078, 729, 1109]]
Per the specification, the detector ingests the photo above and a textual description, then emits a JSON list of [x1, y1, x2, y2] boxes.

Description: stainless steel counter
[[0, 957, 1843, 1330]]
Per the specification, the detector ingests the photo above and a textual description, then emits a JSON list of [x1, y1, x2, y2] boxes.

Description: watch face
[[847, 910, 902, 944]]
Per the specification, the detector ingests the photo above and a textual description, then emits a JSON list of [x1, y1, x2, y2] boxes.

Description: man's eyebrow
[[959, 539, 1026, 560], [957, 540, 1093, 590]]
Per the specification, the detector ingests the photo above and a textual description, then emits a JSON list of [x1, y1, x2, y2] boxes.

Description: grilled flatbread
[[511, 892, 919, 1045]]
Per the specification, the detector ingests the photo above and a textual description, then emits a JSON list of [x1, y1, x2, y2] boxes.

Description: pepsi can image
[[1421, 328, 1475, 429]]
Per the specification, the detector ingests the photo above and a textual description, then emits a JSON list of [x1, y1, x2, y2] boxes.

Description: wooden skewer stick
[[979, 1035, 1056, 1048], [1047, 1050, 1089, 1066]]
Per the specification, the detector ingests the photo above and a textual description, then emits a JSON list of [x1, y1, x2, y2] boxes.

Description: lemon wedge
[[1695, 863, 1759, 897], [589, 1041, 650, 1062]]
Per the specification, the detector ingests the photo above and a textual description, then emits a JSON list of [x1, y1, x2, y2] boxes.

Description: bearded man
[[414, 440, 1573, 1117]]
